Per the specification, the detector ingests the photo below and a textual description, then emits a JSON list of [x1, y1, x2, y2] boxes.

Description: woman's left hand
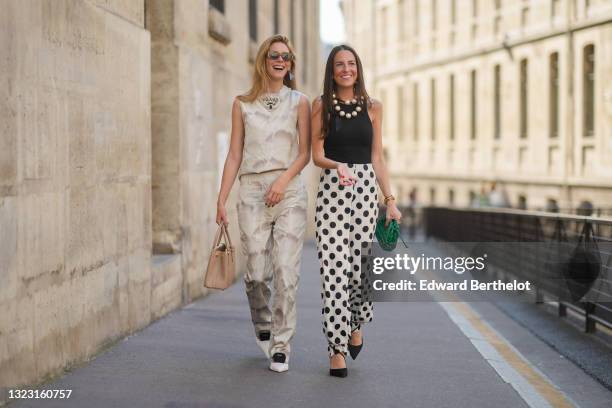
[[265, 176, 288, 207], [385, 201, 402, 227]]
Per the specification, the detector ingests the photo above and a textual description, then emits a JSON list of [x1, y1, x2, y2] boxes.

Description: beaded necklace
[[332, 93, 365, 119]]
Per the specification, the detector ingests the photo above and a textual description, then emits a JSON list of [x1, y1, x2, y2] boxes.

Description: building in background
[[341, 0, 612, 214], [1, 0, 320, 396]]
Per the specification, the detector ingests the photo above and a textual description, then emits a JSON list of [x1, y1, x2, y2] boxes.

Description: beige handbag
[[204, 224, 236, 290]]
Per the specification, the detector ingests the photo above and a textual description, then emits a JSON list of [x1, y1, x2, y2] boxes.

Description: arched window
[[546, 198, 559, 213], [577, 200, 594, 216]]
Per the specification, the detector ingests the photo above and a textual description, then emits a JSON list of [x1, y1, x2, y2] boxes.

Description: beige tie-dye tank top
[[239, 85, 303, 176]]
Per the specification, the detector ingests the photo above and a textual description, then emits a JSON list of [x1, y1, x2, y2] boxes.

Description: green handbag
[[375, 218, 404, 251]]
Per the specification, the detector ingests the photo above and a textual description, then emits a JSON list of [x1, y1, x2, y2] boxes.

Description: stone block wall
[[0, 0, 151, 400]]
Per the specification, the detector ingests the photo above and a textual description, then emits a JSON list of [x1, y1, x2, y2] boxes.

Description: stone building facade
[[341, 0, 612, 213], [0, 0, 320, 399]]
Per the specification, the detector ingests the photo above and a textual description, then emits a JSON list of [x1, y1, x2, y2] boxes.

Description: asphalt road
[[7, 242, 612, 408]]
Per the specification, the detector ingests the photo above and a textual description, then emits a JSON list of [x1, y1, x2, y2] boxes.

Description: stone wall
[[0, 0, 152, 401]]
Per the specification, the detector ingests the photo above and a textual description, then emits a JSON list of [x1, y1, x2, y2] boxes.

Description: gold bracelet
[[384, 195, 395, 205]]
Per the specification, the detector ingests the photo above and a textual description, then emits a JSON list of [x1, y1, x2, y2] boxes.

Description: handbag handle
[[211, 224, 233, 250], [211, 224, 225, 251], [221, 224, 233, 248]]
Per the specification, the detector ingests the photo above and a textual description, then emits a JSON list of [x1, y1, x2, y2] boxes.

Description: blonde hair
[[238, 35, 297, 103]]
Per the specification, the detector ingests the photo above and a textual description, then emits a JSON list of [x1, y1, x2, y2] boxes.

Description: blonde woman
[[216, 35, 310, 373]]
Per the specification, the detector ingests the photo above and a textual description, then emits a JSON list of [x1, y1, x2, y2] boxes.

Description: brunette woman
[[311, 45, 401, 377]]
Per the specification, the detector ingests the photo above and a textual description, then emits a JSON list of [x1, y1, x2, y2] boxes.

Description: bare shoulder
[[369, 97, 382, 112], [311, 96, 323, 113], [298, 94, 310, 109], [368, 97, 382, 122], [232, 97, 245, 120]]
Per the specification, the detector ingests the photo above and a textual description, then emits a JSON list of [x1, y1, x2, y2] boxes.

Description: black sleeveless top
[[323, 100, 373, 164]]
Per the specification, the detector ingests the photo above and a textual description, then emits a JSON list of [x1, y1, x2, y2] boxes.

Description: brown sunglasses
[[267, 51, 293, 62]]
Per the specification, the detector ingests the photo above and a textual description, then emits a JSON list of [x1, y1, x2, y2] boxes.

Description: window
[[471, 0, 478, 39], [549, 52, 559, 138], [432, 0, 437, 31], [517, 195, 527, 210], [274, 0, 279, 34], [449, 189, 455, 206], [546, 198, 559, 213], [551, 0, 561, 18], [381, 7, 388, 46], [583, 44, 595, 137], [494, 65, 501, 139], [432, 0, 437, 49], [414, 0, 420, 36], [521, 4, 530, 29], [494, 0, 502, 35], [449, 74, 455, 140], [398, 86, 405, 140], [413, 82, 419, 140], [398, 0, 405, 41], [430, 78, 436, 140], [469, 190, 476, 206], [249, 0, 257, 42], [381, 89, 387, 135], [210, 0, 224, 13], [450, 0, 456, 44], [520, 58, 528, 138], [577, 200, 594, 216], [290, 0, 295, 44], [302, 0, 308, 83], [470, 69, 477, 140], [430, 187, 436, 205]]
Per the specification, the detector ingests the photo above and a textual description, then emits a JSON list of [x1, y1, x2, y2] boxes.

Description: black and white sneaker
[[256, 331, 271, 358], [269, 352, 289, 373]]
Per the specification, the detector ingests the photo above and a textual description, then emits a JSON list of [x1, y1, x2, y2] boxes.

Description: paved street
[[8, 242, 612, 408]]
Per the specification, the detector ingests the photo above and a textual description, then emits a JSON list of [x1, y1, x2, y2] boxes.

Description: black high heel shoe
[[348, 340, 363, 360], [348, 330, 363, 360], [329, 352, 348, 378]]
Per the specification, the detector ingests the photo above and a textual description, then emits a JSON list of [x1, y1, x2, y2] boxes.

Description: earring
[[289, 71, 294, 81]]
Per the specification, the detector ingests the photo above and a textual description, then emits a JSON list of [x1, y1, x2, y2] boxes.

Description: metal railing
[[422, 206, 612, 333], [530, 207, 612, 218]]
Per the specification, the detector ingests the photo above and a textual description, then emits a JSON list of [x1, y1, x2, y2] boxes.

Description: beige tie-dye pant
[[237, 170, 308, 359]]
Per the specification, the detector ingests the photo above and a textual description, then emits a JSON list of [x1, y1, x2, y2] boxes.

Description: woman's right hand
[[336, 163, 357, 186], [216, 202, 229, 225]]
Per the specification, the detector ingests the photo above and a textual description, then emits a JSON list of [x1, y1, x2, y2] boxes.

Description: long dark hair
[[320, 44, 370, 138]]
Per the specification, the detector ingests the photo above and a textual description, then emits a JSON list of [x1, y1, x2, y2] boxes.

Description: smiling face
[[266, 41, 292, 82], [333, 50, 358, 89]]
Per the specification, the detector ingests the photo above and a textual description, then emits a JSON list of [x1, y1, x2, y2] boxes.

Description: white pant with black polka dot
[[314, 163, 378, 357]]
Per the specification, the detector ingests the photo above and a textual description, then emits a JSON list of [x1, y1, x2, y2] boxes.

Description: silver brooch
[[260, 94, 280, 111]]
